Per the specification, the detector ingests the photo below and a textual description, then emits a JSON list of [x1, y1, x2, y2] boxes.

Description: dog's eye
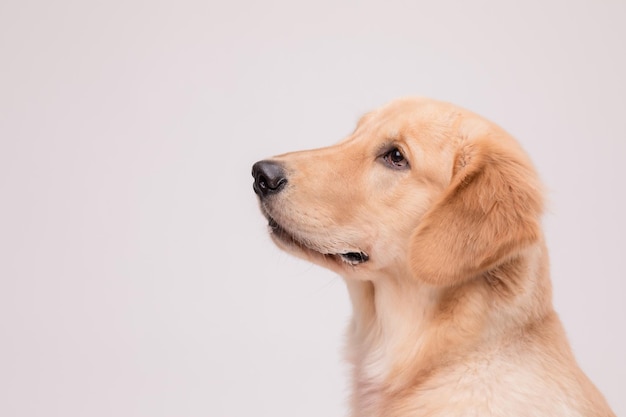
[[382, 148, 409, 169]]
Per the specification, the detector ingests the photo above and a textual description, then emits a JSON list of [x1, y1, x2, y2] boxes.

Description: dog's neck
[[342, 244, 553, 416], [344, 273, 441, 404]]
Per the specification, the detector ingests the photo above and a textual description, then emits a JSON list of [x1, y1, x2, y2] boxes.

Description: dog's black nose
[[252, 160, 288, 197]]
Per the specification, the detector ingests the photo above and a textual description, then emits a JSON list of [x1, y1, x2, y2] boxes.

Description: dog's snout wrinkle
[[252, 160, 287, 197]]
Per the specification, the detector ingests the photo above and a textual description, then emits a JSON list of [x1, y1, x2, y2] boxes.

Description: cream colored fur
[[253, 97, 615, 417]]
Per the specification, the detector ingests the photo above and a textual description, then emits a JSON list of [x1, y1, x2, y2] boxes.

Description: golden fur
[[252, 97, 615, 417]]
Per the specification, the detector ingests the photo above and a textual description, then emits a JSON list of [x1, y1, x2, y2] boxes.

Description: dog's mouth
[[267, 217, 369, 266]]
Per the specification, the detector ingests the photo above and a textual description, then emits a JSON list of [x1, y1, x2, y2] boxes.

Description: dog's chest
[[353, 355, 585, 417]]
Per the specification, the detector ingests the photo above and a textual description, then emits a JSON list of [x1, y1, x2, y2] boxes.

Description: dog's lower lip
[[267, 216, 368, 265], [340, 252, 369, 264]]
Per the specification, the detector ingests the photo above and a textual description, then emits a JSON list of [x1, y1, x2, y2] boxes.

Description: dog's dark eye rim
[[380, 147, 409, 169]]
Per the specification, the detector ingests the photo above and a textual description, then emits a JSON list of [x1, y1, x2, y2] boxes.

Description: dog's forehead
[[352, 99, 463, 147], [368, 98, 456, 126]]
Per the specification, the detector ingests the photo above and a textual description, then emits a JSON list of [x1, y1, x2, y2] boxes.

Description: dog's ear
[[408, 137, 543, 286]]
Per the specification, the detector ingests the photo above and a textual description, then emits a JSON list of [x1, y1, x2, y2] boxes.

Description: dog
[[251, 97, 615, 417]]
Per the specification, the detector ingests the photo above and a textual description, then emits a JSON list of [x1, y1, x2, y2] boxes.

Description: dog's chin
[[266, 217, 369, 267]]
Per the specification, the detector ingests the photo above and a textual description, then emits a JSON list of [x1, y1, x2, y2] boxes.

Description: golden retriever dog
[[251, 97, 615, 417]]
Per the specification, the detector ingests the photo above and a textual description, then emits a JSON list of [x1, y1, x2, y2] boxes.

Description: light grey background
[[1, 0, 624, 416]]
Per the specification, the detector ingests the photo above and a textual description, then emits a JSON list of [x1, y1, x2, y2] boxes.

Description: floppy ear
[[408, 137, 544, 286]]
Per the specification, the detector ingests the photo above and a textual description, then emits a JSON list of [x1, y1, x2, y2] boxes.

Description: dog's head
[[252, 98, 543, 285]]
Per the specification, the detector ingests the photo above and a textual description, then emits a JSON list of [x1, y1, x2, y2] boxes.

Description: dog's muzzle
[[252, 159, 369, 266]]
